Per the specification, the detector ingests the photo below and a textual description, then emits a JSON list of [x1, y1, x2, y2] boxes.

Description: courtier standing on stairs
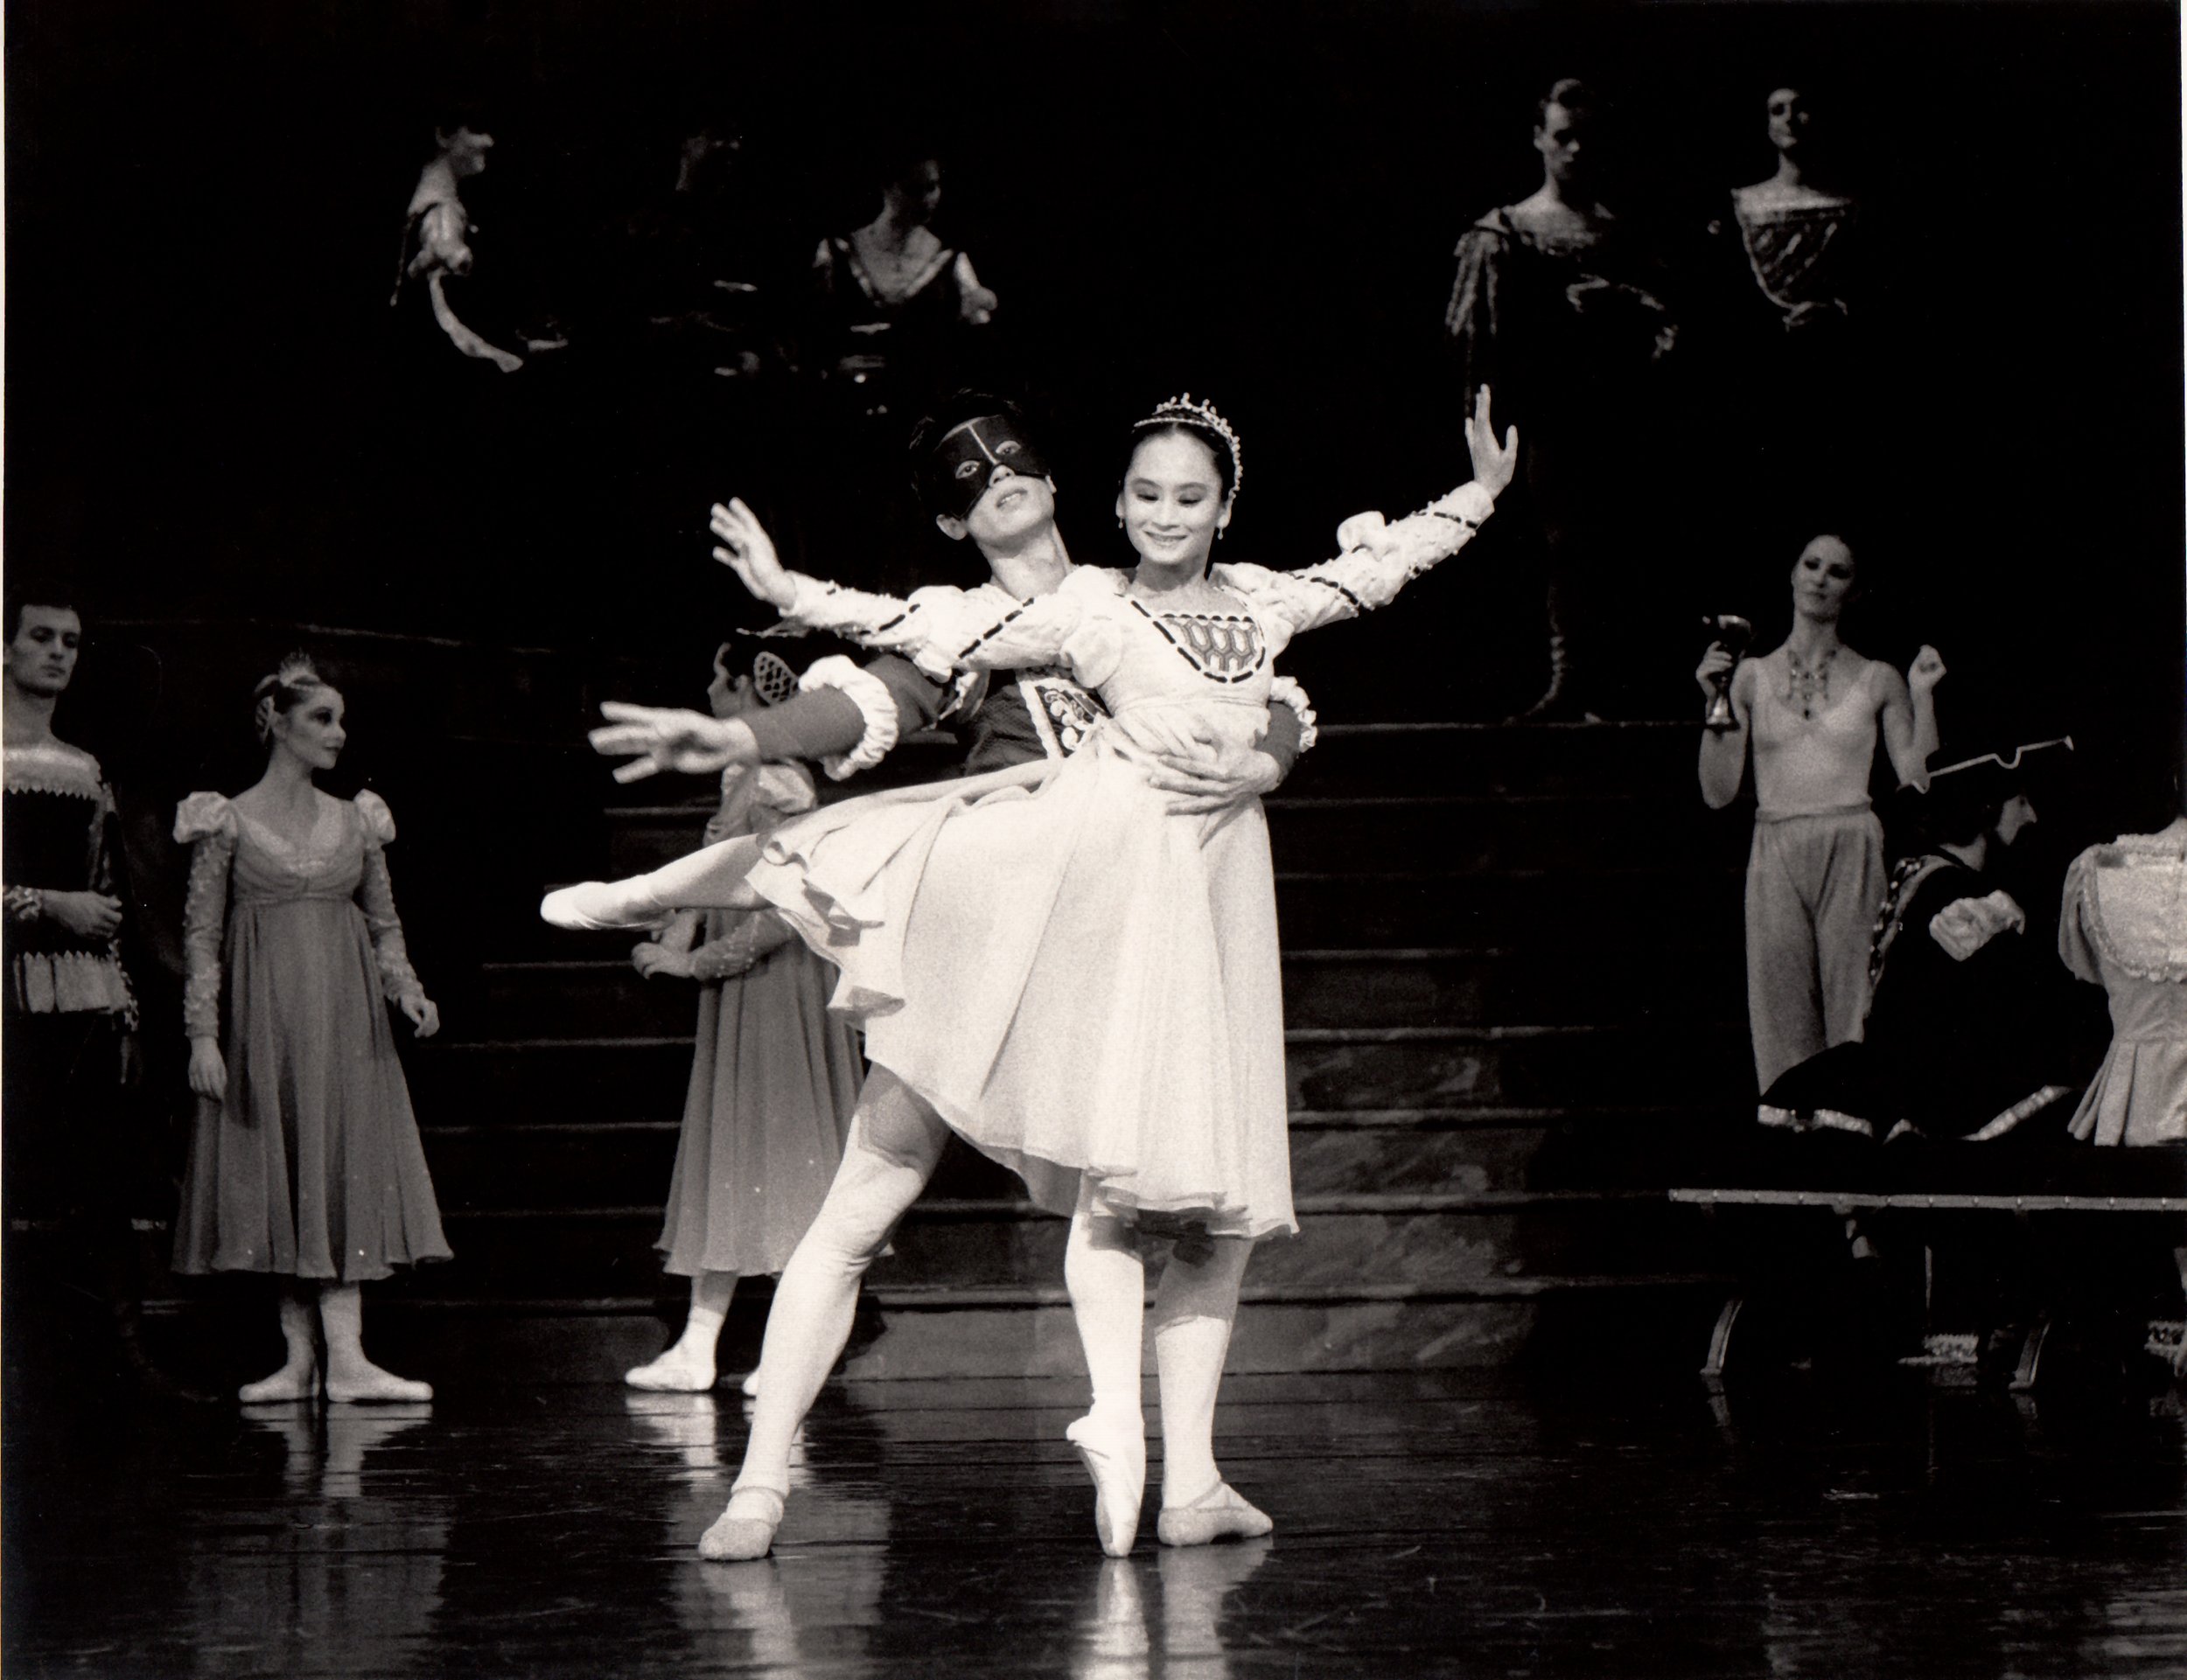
[[556, 388, 1518, 1560], [172, 656, 450, 1403], [1446, 79, 1676, 720], [1696, 535, 1945, 1094]]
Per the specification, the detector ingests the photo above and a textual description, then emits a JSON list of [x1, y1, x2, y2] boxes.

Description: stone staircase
[[397, 718, 1755, 1383]]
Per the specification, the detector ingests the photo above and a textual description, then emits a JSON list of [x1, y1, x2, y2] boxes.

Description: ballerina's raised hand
[[1464, 384, 1520, 499]]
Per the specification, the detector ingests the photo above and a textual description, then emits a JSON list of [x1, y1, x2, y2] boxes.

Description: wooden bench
[[1670, 1177, 2187, 1391]]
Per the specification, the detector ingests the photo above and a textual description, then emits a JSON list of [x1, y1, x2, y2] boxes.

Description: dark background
[[8, 0, 2183, 831]]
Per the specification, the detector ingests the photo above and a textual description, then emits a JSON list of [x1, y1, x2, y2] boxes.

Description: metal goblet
[[1701, 614, 1754, 732]]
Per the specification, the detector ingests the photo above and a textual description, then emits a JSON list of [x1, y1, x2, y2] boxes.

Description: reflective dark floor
[[6, 1363, 2185, 1677]]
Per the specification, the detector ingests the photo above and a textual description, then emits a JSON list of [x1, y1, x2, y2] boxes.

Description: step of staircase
[[599, 790, 1748, 879], [466, 942, 1732, 1043], [409, 1021, 1746, 1126]]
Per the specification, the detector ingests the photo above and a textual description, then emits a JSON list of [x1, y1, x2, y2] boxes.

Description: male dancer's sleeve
[[742, 655, 950, 777]]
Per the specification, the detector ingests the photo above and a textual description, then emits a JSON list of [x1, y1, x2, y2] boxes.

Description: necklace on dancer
[[1784, 645, 1838, 718]]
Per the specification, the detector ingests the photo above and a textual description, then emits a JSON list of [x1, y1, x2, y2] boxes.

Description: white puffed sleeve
[[353, 789, 398, 845], [950, 569, 1125, 689], [173, 791, 239, 845], [1215, 479, 1496, 655], [778, 574, 1007, 683]]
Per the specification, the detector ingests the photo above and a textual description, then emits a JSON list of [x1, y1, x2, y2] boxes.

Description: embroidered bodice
[[1727, 186, 1858, 327], [175, 789, 423, 1039], [3, 739, 136, 1020], [2062, 821, 2187, 990]]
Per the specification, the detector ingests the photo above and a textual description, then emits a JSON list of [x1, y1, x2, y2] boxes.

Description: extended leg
[[239, 1283, 321, 1403], [1151, 1236, 1270, 1546], [701, 1066, 950, 1560], [320, 1282, 433, 1403], [542, 833, 768, 930], [627, 1271, 737, 1391], [1064, 1192, 1149, 1556]]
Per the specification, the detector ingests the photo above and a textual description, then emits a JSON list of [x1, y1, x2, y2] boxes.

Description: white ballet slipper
[[540, 878, 668, 931], [325, 1367, 434, 1405], [624, 1349, 717, 1392], [699, 1486, 785, 1562], [238, 1366, 320, 1405], [1156, 1480, 1273, 1548]]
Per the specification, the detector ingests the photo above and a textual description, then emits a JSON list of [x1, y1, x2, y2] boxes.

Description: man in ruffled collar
[[3, 584, 200, 1399]]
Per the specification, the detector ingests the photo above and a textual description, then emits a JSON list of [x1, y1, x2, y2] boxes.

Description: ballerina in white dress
[[555, 388, 1518, 1557]]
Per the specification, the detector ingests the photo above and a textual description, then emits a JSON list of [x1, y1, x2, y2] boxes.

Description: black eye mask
[[919, 415, 1053, 522]]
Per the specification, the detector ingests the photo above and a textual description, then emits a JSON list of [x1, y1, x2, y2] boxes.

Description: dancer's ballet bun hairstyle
[[252, 653, 328, 743]]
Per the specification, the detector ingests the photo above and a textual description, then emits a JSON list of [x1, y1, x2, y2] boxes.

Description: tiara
[[1134, 393, 1242, 502]]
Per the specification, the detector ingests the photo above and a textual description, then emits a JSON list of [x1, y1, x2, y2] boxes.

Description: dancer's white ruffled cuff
[[796, 656, 900, 781], [1267, 677, 1318, 754]]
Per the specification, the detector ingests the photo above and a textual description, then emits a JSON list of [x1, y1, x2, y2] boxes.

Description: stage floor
[[6, 1367, 2184, 1677]]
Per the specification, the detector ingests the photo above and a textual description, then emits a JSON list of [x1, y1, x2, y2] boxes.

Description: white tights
[[726, 1070, 1254, 1516], [730, 1065, 951, 1502], [1065, 1197, 1254, 1507]]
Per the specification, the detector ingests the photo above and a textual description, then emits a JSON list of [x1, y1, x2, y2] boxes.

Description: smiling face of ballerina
[[1117, 429, 1233, 580]]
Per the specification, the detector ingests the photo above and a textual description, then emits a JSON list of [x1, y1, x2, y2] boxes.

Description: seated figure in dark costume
[[1759, 735, 2082, 1141]]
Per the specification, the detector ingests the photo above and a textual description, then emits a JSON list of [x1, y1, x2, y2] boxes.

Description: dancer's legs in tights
[[239, 1284, 319, 1402], [1151, 1235, 1271, 1544], [542, 833, 769, 928], [1064, 1190, 1149, 1555], [702, 1066, 949, 1556], [240, 1281, 433, 1405]]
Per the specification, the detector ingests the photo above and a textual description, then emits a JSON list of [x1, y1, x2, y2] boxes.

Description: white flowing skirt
[[746, 700, 1296, 1239]]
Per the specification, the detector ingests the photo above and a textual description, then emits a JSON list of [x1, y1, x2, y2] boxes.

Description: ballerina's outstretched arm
[[1214, 386, 1518, 654]]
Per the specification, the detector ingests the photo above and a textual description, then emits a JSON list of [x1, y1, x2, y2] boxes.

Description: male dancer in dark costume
[[3, 586, 200, 1400]]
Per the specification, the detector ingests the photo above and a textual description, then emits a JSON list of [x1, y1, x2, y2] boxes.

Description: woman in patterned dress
[[173, 656, 449, 1403]]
